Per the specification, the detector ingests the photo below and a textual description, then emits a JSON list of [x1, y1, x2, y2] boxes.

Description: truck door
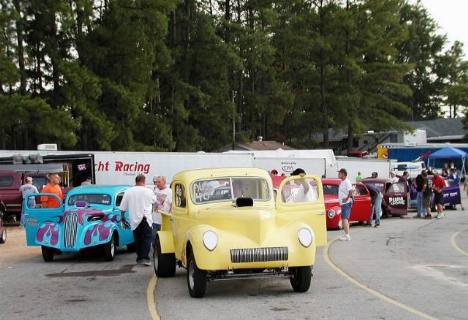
[[23, 194, 64, 246], [276, 175, 327, 247]]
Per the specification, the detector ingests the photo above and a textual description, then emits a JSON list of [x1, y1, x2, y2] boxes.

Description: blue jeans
[[372, 193, 382, 225], [416, 192, 424, 217], [341, 202, 352, 219]]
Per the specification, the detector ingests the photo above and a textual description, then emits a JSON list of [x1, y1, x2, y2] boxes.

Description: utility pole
[[232, 91, 236, 150]]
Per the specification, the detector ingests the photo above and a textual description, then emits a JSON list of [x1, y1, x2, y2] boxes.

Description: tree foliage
[[0, 0, 467, 151]]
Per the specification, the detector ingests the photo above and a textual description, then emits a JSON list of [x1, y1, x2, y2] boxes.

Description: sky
[[419, 0, 468, 56]]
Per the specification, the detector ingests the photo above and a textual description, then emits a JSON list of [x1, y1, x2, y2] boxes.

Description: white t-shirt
[[284, 181, 318, 203], [119, 186, 156, 230], [152, 186, 172, 225], [338, 178, 353, 205]]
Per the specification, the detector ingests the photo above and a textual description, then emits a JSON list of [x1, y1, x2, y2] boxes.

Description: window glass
[[192, 177, 270, 204], [68, 194, 111, 206], [175, 184, 186, 208], [281, 177, 318, 203], [355, 184, 368, 195], [388, 183, 406, 193], [323, 184, 338, 195], [0, 175, 14, 187], [365, 182, 385, 192], [116, 192, 124, 206]]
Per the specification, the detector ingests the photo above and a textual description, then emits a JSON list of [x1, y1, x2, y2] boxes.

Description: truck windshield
[[192, 177, 270, 204], [68, 194, 112, 206]]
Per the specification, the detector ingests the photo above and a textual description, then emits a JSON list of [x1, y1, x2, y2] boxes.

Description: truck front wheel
[[187, 248, 207, 298], [290, 266, 312, 292], [153, 237, 176, 277]]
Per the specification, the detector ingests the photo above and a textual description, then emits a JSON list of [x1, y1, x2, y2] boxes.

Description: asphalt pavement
[[2, 201, 468, 320]]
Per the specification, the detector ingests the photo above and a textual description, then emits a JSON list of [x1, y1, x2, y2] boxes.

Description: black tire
[[187, 248, 207, 298], [0, 228, 7, 244], [290, 266, 312, 292], [153, 237, 176, 277], [103, 233, 117, 261], [127, 243, 136, 252], [41, 246, 55, 262]]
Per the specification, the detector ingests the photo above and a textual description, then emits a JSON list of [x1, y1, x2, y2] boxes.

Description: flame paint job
[[24, 185, 134, 255]]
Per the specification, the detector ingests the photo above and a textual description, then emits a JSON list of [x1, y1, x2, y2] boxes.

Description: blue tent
[[428, 146, 467, 174]]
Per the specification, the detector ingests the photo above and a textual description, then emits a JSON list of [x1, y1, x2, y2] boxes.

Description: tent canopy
[[428, 146, 467, 160]]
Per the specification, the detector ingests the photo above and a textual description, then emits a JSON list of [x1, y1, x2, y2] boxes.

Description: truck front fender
[[157, 231, 175, 254]]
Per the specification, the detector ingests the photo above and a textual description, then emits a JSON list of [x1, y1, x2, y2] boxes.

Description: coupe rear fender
[[157, 230, 175, 254]]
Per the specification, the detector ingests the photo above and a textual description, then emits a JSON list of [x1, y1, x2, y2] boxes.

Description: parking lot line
[[324, 237, 438, 320], [147, 274, 160, 320], [450, 229, 468, 257]]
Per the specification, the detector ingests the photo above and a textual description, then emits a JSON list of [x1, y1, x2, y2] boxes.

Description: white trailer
[[332, 157, 393, 180], [225, 149, 337, 177]]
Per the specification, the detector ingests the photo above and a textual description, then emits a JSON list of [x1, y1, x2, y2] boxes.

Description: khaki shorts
[[423, 196, 432, 208]]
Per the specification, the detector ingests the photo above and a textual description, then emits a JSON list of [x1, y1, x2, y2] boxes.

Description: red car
[[322, 179, 372, 229]]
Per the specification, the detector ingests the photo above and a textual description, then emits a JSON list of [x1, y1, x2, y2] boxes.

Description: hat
[[338, 168, 347, 176]]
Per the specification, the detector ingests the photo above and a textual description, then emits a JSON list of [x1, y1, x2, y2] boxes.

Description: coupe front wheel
[[41, 246, 55, 262], [187, 249, 207, 298], [290, 266, 312, 292]]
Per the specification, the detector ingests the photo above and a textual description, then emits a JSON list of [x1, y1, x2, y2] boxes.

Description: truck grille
[[230, 247, 288, 263], [63, 213, 78, 248]]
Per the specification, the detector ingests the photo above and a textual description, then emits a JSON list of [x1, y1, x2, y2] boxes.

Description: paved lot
[[2, 203, 468, 320]]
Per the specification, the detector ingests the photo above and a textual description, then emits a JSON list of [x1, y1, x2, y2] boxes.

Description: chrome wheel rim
[[110, 240, 115, 257], [188, 259, 195, 290], [1, 229, 5, 242]]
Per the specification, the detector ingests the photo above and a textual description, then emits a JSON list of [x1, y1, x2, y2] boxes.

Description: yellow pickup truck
[[153, 168, 327, 298]]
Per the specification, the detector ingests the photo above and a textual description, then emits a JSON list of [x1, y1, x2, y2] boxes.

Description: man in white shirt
[[338, 168, 353, 241], [152, 176, 172, 241], [284, 168, 318, 203], [119, 174, 156, 266]]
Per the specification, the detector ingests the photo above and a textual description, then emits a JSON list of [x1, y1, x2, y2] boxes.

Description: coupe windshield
[[323, 184, 339, 195], [192, 177, 270, 204], [68, 194, 112, 206]]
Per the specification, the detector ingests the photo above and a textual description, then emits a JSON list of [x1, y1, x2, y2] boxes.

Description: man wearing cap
[[338, 168, 353, 241]]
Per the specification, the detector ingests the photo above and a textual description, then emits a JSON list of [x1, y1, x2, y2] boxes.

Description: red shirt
[[432, 175, 446, 192]]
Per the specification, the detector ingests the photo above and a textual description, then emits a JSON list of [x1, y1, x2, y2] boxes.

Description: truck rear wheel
[[153, 237, 176, 277], [41, 246, 55, 262], [187, 248, 207, 298], [290, 266, 312, 292]]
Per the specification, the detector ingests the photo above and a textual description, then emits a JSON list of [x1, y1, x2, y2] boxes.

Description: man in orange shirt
[[41, 174, 64, 208]]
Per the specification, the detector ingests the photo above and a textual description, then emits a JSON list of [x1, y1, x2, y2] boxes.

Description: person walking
[[119, 174, 156, 266], [152, 176, 172, 239], [355, 172, 362, 183], [414, 171, 425, 218], [338, 168, 353, 241], [432, 170, 446, 219], [366, 183, 382, 227], [19, 177, 39, 225], [422, 171, 433, 219], [41, 174, 64, 208]]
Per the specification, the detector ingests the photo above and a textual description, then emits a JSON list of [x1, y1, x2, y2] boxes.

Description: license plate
[[389, 196, 405, 206]]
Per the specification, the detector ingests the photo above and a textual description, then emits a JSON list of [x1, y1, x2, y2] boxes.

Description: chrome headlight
[[202, 230, 218, 251], [327, 209, 336, 218], [298, 228, 314, 248]]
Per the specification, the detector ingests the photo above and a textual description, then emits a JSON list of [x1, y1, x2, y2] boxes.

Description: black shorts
[[434, 191, 444, 205]]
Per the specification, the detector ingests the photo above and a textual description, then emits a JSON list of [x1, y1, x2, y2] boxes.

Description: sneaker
[[436, 213, 443, 219], [425, 214, 432, 219], [143, 259, 152, 266], [339, 234, 351, 241], [374, 223, 380, 228], [413, 215, 421, 219], [136, 259, 144, 265]]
